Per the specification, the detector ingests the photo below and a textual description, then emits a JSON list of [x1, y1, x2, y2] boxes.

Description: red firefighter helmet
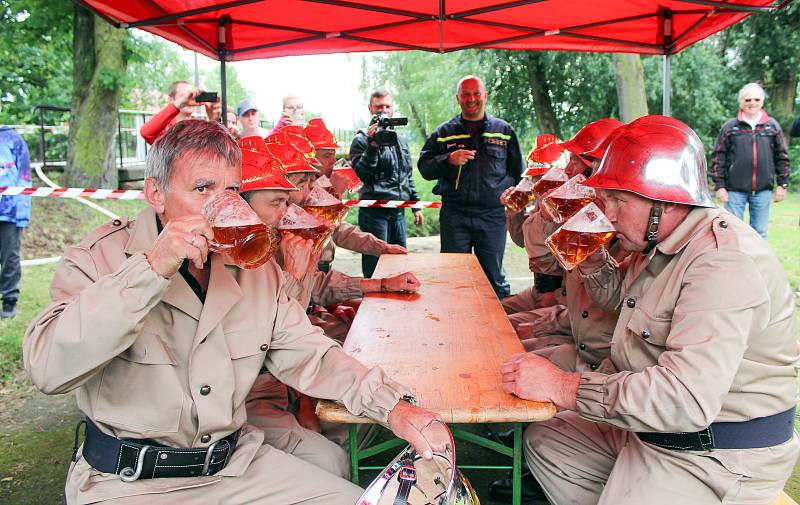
[[238, 137, 297, 193], [560, 118, 624, 161], [266, 129, 317, 161], [304, 118, 338, 150], [582, 116, 714, 207], [265, 141, 320, 174]]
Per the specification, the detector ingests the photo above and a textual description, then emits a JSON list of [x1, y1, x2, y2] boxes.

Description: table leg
[[513, 423, 523, 505], [349, 424, 359, 484]]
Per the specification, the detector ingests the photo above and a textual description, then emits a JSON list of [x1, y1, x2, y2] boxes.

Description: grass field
[[0, 191, 798, 504]]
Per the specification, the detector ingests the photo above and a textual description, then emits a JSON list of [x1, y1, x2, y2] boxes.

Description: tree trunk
[[393, 58, 428, 140], [525, 53, 561, 137], [768, 78, 798, 130], [613, 54, 648, 122], [66, 4, 126, 188]]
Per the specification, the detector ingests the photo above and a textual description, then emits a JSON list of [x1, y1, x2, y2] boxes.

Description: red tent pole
[[219, 18, 228, 124]]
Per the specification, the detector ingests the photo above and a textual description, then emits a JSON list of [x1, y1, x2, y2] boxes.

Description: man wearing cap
[[501, 116, 798, 504], [24, 120, 452, 505], [237, 99, 268, 138], [419, 75, 523, 299], [350, 88, 424, 278]]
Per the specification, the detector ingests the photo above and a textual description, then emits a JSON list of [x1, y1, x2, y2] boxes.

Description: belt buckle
[[201, 440, 220, 476], [120, 445, 151, 482]]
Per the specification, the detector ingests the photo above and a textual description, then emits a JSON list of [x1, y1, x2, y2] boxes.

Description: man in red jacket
[[140, 80, 220, 144]]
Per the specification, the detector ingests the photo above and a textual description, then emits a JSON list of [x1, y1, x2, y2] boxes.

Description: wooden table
[[317, 253, 555, 505]]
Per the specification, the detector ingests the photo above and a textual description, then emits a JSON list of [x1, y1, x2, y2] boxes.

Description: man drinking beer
[[23, 119, 450, 505], [501, 116, 798, 505]]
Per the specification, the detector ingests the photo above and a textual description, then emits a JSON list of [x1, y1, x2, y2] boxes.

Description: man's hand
[[500, 186, 515, 207], [382, 243, 408, 254], [501, 353, 580, 410], [331, 304, 356, 323], [279, 234, 315, 280], [448, 149, 476, 166], [412, 210, 424, 227], [774, 186, 787, 203], [173, 87, 201, 111], [204, 98, 222, 121], [295, 395, 322, 433], [366, 123, 380, 145], [145, 215, 214, 278], [387, 400, 450, 460], [576, 246, 607, 275], [715, 188, 729, 203], [383, 272, 421, 293]]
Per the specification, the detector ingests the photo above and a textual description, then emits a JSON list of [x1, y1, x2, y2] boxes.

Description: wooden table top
[[317, 253, 556, 424]]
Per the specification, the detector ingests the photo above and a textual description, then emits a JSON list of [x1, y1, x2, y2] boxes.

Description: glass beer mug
[[544, 202, 616, 271], [539, 174, 596, 223], [505, 178, 535, 213], [332, 158, 363, 193], [277, 203, 334, 253], [201, 190, 280, 269], [533, 165, 569, 198], [303, 185, 349, 226]]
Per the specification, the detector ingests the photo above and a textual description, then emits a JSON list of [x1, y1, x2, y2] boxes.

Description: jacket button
[[200, 385, 211, 396], [561, 288, 567, 296], [719, 220, 728, 229], [640, 330, 651, 339], [581, 311, 589, 318], [579, 343, 587, 350], [260, 343, 268, 351], [589, 363, 598, 370], [626, 298, 636, 308], [112, 219, 122, 226], [200, 434, 211, 443]]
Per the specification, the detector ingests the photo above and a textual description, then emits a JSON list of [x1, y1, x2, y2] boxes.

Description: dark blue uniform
[[419, 114, 523, 298]]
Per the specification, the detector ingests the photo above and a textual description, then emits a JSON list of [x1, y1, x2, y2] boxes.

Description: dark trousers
[[439, 205, 510, 299], [0, 221, 22, 304], [358, 207, 407, 278]]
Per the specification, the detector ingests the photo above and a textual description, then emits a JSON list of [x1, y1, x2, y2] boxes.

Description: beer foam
[[539, 165, 569, 182], [333, 158, 353, 169], [560, 202, 614, 233], [514, 178, 535, 191], [315, 174, 333, 188], [545, 174, 593, 199], [304, 184, 342, 206], [278, 203, 326, 229], [202, 190, 262, 227]]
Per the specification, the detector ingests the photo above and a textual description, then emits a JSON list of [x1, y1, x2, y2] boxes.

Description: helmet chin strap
[[642, 204, 663, 255]]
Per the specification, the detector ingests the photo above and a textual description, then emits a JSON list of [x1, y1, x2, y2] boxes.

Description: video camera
[[369, 112, 408, 147]]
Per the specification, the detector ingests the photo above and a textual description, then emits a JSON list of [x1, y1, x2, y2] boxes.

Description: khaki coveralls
[[24, 208, 411, 504], [525, 207, 799, 505]]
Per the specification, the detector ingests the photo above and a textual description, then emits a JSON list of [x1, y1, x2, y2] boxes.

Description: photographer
[[140, 81, 219, 145], [350, 88, 423, 278]]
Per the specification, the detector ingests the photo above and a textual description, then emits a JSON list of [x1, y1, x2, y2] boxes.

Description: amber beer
[[211, 223, 278, 269], [540, 195, 595, 223], [305, 203, 348, 225], [545, 203, 615, 271], [332, 166, 363, 192], [278, 223, 333, 253], [505, 178, 535, 213], [533, 177, 565, 197]]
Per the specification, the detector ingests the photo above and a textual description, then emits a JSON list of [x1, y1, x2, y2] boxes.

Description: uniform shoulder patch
[[77, 217, 132, 249], [709, 215, 740, 250]]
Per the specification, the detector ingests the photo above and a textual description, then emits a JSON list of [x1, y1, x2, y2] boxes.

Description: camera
[[369, 112, 408, 147], [195, 91, 218, 103]]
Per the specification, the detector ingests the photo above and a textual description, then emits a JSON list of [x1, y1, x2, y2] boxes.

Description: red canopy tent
[[77, 0, 789, 115]]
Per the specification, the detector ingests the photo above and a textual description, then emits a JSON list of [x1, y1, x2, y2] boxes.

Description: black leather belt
[[637, 407, 796, 451], [80, 419, 240, 481]]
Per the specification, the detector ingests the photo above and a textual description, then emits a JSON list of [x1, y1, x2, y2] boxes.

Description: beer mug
[[544, 202, 616, 271], [505, 178, 535, 213], [532, 165, 569, 197], [201, 190, 280, 269], [539, 174, 596, 223], [277, 203, 334, 253], [303, 185, 348, 226], [315, 174, 335, 194], [332, 158, 363, 193]]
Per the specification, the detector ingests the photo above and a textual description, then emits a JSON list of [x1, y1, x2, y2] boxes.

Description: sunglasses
[[744, 98, 762, 103]]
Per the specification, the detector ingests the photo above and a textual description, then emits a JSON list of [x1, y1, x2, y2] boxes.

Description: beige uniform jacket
[[521, 210, 619, 368], [23, 208, 408, 503], [578, 207, 798, 431], [319, 221, 388, 264]]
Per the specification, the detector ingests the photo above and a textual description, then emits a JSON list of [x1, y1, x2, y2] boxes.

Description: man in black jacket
[[350, 88, 424, 278], [419, 76, 523, 299], [710, 82, 790, 239]]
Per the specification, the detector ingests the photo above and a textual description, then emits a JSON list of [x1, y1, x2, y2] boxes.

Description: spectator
[[0, 122, 31, 319], [269, 95, 306, 135], [237, 99, 268, 137], [139, 80, 218, 144], [225, 107, 240, 139], [710, 82, 790, 239], [350, 88, 423, 278], [419, 75, 523, 299]]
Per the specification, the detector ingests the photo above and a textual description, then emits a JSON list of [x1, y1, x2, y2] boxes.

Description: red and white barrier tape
[[0, 186, 442, 208]]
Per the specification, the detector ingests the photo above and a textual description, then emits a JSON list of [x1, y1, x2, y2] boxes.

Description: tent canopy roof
[[80, 0, 783, 61]]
